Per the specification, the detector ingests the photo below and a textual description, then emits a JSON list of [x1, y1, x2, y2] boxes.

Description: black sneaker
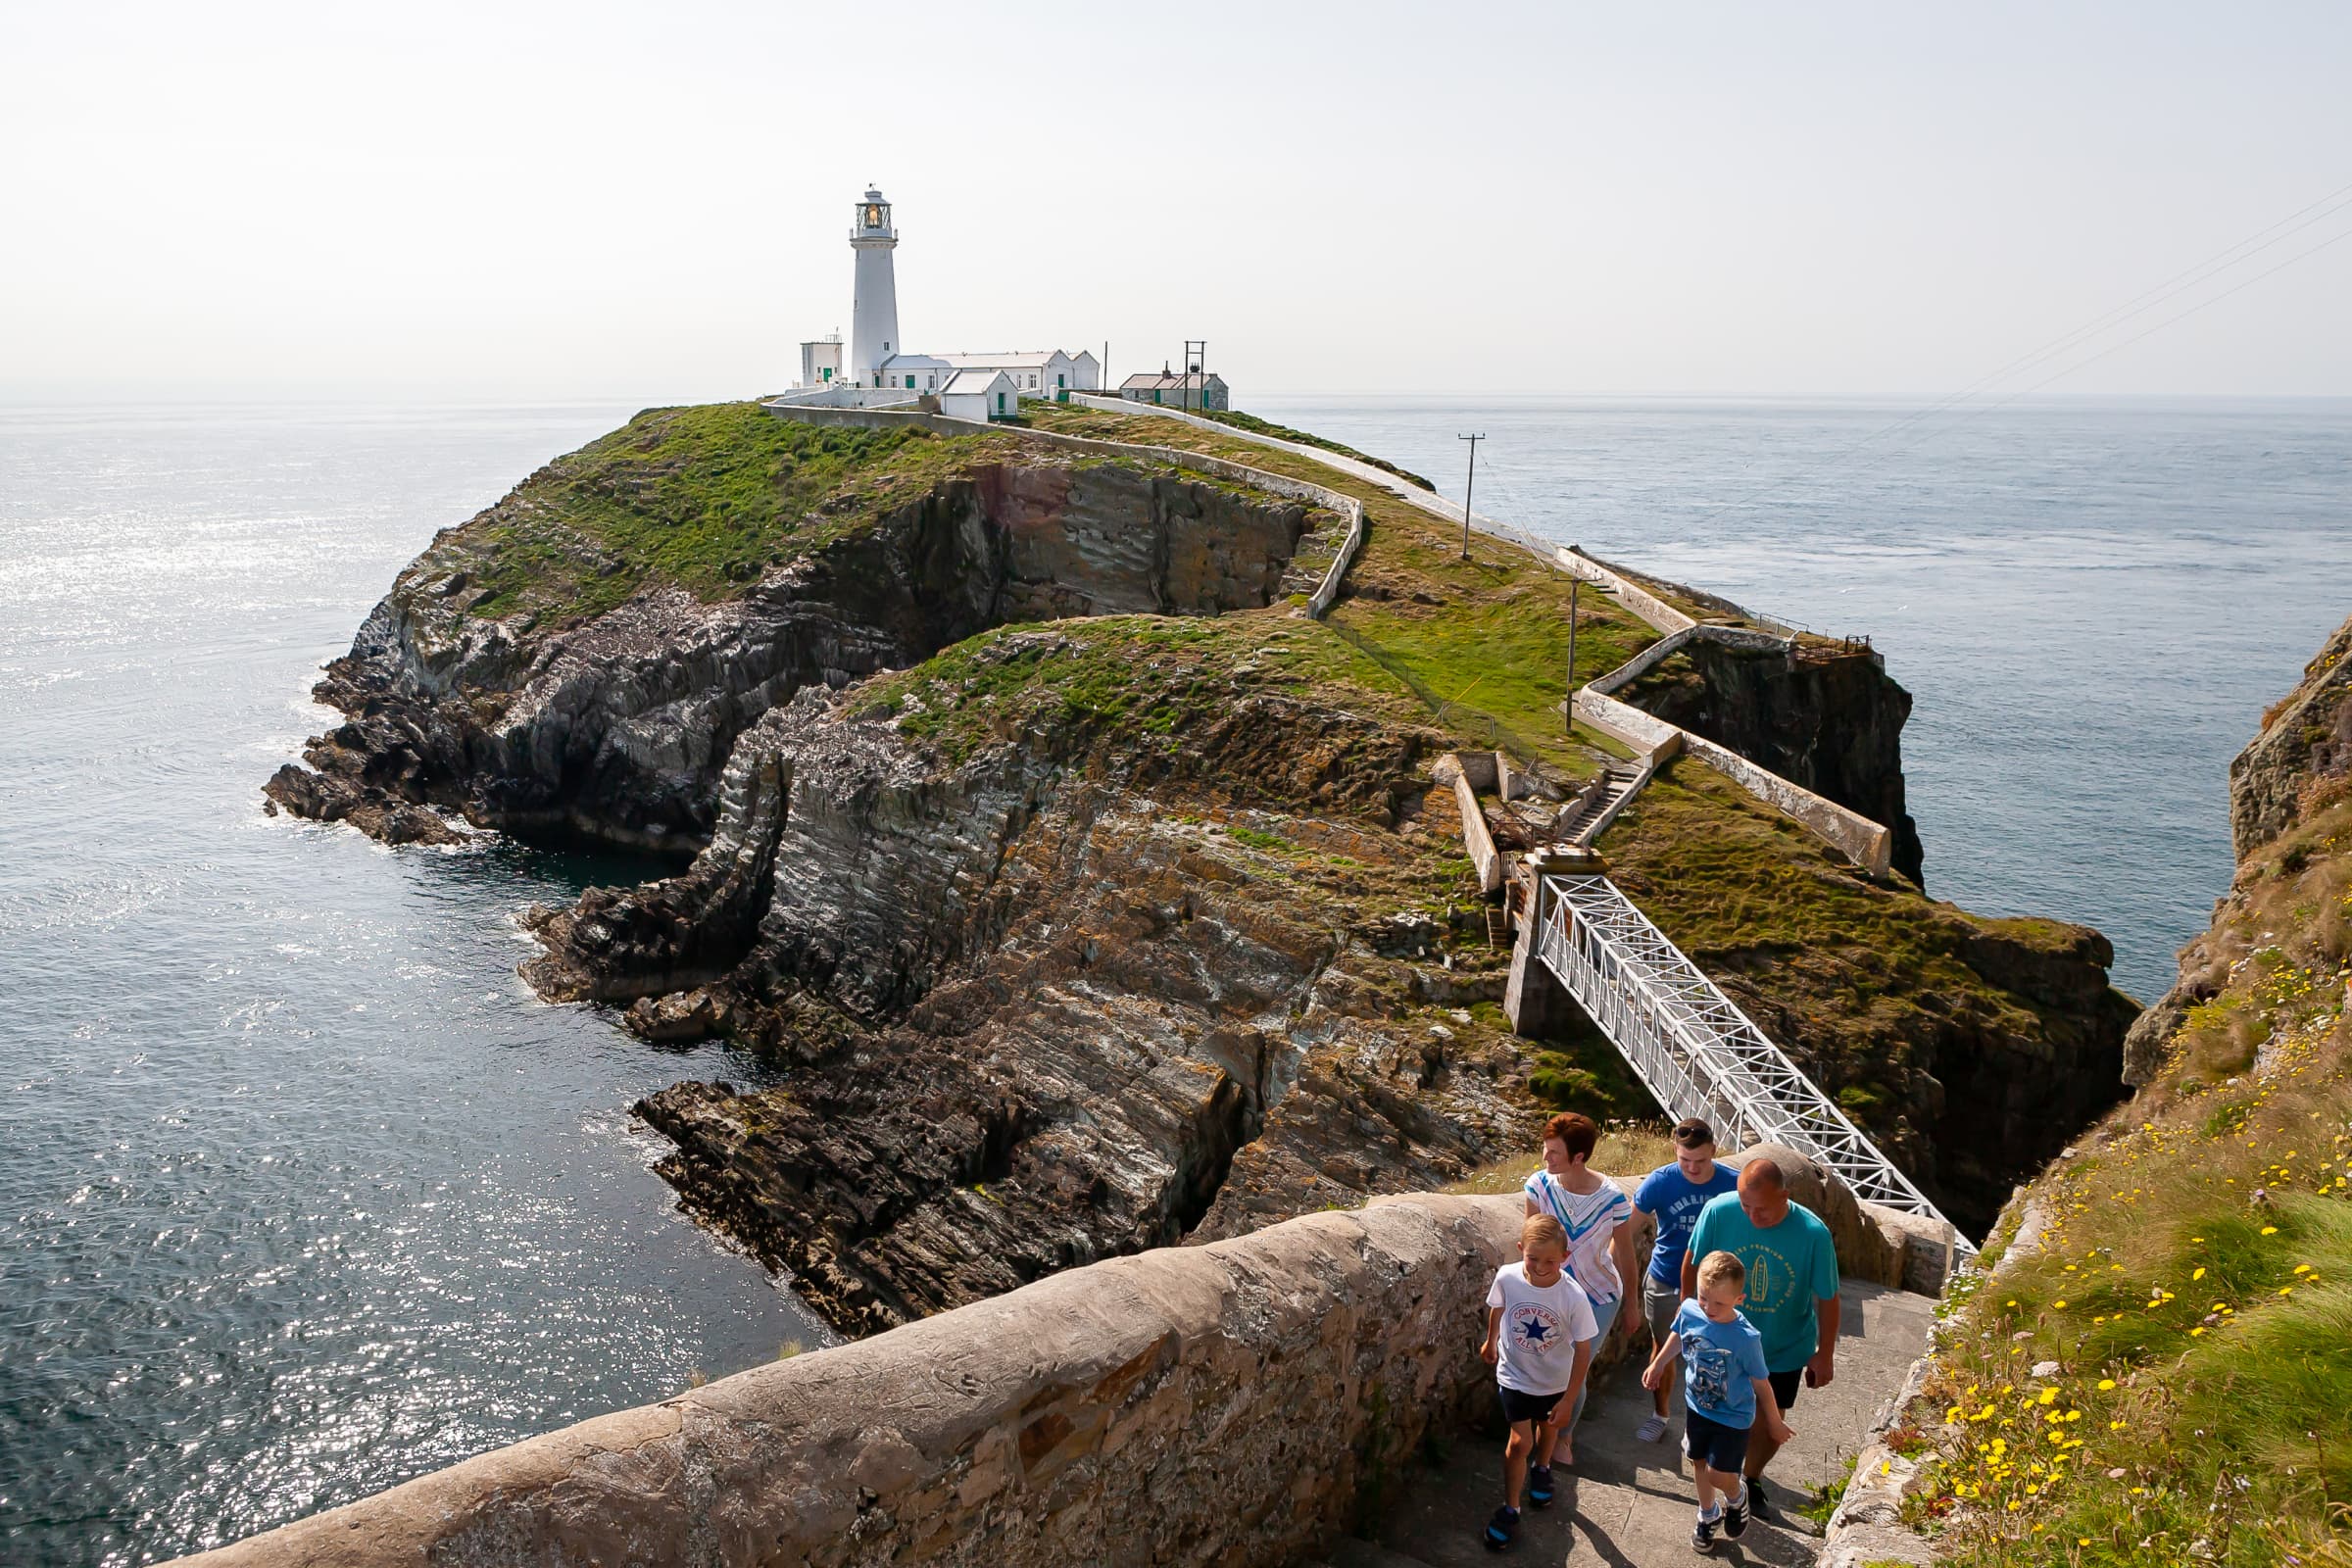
[[1483, 1504, 1520, 1552], [1691, 1512, 1720, 1553], [1527, 1463, 1555, 1508], [1744, 1476, 1772, 1520], [1723, 1487, 1750, 1539]]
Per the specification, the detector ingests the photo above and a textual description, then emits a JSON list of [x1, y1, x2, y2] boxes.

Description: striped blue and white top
[[1524, 1169, 1633, 1306]]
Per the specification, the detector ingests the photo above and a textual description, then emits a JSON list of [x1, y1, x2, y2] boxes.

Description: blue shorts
[[1684, 1409, 1753, 1472]]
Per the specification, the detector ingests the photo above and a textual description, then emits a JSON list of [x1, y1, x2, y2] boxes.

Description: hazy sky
[[5, 2, 2349, 400]]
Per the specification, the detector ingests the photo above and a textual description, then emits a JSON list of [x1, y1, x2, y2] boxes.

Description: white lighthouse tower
[[848, 188, 901, 387]]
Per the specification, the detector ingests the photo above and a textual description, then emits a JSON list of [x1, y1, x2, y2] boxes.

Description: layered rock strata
[[525, 662, 1531, 1335], [267, 436, 1321, 851]]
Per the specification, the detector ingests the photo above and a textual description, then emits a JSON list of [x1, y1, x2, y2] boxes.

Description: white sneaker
[[1635, 1412, 1670, 1443]]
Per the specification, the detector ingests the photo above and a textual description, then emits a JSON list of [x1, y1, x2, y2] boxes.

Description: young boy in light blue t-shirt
[[1641, 1250, 1793, 1552]]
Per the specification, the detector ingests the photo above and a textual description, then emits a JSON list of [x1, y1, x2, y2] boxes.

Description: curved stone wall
[[166, 1150, 1943, 1568], [166, 1195, 1526, 1568]]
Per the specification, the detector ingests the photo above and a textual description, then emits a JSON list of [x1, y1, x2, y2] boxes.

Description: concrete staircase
[[1306, 1279, 1934, 1568], [1556, 765, 1643, 846]]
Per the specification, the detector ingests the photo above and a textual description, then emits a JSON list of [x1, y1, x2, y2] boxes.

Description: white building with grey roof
[[785, 189, 1103, 406]]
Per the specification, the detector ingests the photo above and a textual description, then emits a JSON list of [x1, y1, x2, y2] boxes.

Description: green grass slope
[[448, 403, 1027, 622], [1898, 790, 2352, 1562]]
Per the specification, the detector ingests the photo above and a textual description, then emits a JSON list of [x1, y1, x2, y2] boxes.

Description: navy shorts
[[1497, 1385, 1565, 1428], [1684, 1409, 1753, 1473]]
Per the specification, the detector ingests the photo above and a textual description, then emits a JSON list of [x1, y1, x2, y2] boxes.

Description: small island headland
[[264, 396, 2137, 1337]]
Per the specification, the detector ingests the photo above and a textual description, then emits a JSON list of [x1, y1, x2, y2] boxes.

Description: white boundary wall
[[804, 394, 1902, 880]]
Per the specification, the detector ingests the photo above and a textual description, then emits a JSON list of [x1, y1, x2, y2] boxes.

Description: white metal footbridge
[[1533, 872, 1974, 1257], [1044, 390, 1972, 1259]]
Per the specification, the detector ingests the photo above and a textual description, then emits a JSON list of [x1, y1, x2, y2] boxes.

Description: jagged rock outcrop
[[269, 400, 2150, 1339], [526, 661, 1527, 1334], [2230, 612, 2352, 858], [266, 421, 1323, 851], [1620, 636, 1927, 885], [2126, 609, 2352, 1083]]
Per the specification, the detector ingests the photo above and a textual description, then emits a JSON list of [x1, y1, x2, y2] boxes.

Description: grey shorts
[[1643, 1276, 1680, 1348]]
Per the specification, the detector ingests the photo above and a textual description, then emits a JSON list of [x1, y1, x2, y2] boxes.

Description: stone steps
[[1559, 766, 1642, 845], [1327, 1278, 1934, 1568]]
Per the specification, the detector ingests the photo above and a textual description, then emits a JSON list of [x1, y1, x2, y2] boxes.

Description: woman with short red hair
[[1522, 1112, 1638, 1471]]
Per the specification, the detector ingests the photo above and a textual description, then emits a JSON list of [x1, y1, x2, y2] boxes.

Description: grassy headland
[[1893, 638, 2352, 1564], [1022, 401, 1655, 778], [451, 403, 1026, 622], [391, 397, 2138, 1241]]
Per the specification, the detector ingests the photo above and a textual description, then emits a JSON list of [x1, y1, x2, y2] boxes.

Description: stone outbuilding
[[1119, 366, 1230, 411]]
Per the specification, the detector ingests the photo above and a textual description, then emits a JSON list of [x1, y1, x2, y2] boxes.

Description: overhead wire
[[1811, 214, 2352, 490], [1681, 176, 2352, 518]]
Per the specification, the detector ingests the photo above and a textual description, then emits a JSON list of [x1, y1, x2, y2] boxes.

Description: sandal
[[1528, 1463, 1555, 1508], [1484, 1504, 1521, 1551]]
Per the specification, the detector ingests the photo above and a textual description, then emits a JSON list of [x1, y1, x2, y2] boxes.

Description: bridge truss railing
[[1535, 873, 1973, 1256]]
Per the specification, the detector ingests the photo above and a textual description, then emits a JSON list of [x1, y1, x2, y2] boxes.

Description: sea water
[[1, 396, 2345, 1565], [0, 403, 832, 1568], [1260, 395, 2352, 1002]]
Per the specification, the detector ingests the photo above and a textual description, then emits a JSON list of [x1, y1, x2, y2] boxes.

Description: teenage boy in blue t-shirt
[[1642, 1250, 1792, 1552], [1630, 1117, 1740, 1443]]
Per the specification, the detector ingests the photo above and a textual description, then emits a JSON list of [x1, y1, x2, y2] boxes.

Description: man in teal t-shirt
[[1680, 1157, 1839, 1518]]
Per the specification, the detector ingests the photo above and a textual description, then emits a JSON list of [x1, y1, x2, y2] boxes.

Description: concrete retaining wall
[[1572, 689, 1684, 760], [1453, 768, 1504, 895], [1303, 501, 1367, 618], [1680, 732, 1895, 877], [1572, 687, 1895, 878], [169, 1196, 1531, 1568], [1554, 547, 1697, 637], [1586, 624, 1796, 699], [766, 386, 929, 411], [759, 402, 937, 432]]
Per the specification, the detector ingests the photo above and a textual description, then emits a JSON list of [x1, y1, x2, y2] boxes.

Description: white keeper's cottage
[[937, 369, 1020, 422]]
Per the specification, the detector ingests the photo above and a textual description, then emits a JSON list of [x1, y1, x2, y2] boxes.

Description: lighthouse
[[848, 188, 900, 387]]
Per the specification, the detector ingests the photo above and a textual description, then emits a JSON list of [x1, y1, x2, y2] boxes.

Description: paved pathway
[[1320, 1280, 1933, 1568]]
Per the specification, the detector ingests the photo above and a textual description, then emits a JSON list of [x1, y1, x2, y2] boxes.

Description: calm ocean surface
[[2, 395, 2346, 1564]]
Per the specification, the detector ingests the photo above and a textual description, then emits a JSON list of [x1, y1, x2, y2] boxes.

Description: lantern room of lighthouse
[[848, 189, 901, 387]]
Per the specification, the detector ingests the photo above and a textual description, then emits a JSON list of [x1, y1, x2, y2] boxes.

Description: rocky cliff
[[265, 404, 1325, 849], [1618, 635, 1928, 885], [2123, 610, 2352, 1084], [270, 399, 2141, 1338], [523, 622, 1538, 1334], [1862, 612, 2352, 1565]]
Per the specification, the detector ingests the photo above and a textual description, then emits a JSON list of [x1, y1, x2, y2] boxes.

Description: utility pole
[[1566, 574, 1580, 735], [1457, 432, 1485, 561]]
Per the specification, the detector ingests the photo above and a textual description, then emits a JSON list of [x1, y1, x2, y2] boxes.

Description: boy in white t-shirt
[[1477, 1212, 1596, 1551]]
